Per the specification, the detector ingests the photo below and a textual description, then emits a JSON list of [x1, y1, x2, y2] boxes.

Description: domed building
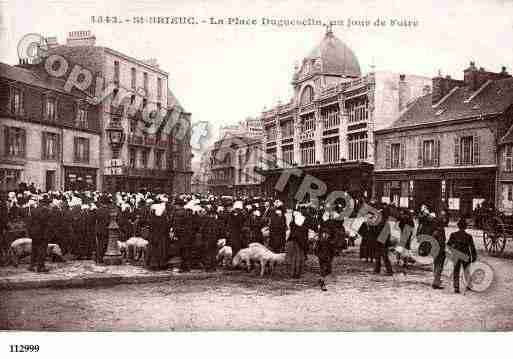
[[259, 28, 432, 206]]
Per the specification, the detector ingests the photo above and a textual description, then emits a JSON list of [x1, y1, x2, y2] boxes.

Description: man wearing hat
[[447, 218, 477, 293], [28, 195, 52, 272]]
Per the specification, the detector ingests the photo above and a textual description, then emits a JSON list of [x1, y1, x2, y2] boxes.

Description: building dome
[[306, 29, 361, 77]]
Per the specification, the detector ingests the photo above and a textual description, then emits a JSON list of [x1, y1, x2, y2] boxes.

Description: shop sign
[[448, 197, 460, 210]]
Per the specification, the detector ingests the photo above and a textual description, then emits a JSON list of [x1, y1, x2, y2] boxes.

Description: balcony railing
[[322, 112, 340, 130], [299, 129, 315, 142], [126, 167, 170, 178], [127, 134, 169, 148]]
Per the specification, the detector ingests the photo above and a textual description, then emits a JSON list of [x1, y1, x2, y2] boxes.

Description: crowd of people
[[0, 185, 479, 292]]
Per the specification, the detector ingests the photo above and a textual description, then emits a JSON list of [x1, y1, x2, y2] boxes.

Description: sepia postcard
[[0, 0, 512, 357]]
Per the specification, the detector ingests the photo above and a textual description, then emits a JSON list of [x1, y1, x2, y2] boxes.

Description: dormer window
[[300, 85, 314, 106]]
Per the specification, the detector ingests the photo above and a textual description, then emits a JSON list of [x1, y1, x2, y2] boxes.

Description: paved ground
[[2, 244, 513, 331]]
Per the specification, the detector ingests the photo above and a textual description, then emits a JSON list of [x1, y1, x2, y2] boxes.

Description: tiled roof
[[384, 77, 513, 131], [0, 61, 69, 94], [501, 123, 513, 144]]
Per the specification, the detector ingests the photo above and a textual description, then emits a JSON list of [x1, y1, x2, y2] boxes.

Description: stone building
[[219, 117, 263, 139], [45, 31, 192, 193], [208, 138, 235, 196], [374, 62, 513, 217], [233, 136, 264, 197], [259, 29, 431, 206], [0, 61, 101, 192]]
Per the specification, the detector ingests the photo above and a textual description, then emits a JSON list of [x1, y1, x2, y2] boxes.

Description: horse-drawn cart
[[480, 212, 513, 255]]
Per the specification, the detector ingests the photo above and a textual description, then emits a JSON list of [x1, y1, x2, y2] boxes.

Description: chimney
[[45, 36, 59, 49], [398, 74, 410, 110], [66, 30, 96, 46], [464, 61, 511, 90], [432, 72, 463, 105]]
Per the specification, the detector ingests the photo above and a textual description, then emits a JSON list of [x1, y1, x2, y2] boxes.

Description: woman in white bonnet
[[145, 200, 170, 271], [286, 211, 308, 278]]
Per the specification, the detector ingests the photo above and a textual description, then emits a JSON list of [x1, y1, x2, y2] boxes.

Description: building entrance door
[[45, 170, 55, 192], [459, 187, 474, 218], [415, 180, 441, 213]]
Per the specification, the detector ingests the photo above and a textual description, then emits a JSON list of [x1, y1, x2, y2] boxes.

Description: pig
[[8, 238, 64, 267], [232, 247, 252, 271], [248, 242, 286, 277], [216, 245, 233, 267], [117, 241, 128, 258], [126, 237, 148, 263]]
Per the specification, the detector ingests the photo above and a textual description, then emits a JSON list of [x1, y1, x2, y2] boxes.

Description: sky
[[1, 0, 513, 154]]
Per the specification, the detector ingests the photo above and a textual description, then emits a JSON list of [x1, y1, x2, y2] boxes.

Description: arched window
[[300, 85, 314, 106]]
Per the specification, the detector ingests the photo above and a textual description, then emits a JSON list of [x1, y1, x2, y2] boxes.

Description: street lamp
[[106, 125, 125, 159], [103, 210, 123, 265]]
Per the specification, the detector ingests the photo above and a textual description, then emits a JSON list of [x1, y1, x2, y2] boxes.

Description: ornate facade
[[260, 29, 431, 206]]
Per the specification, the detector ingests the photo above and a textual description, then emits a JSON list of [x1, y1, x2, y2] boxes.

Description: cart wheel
[[483, 230, 506, 256]]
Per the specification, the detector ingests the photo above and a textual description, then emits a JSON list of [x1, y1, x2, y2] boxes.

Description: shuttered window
[[505, 144, 512, 172], [42, 132, 59, 160], [454, 137, 460, 165], [74, 137, 90, 163], [460, 136, 474, 165], [390, 143, 400, 168], [5, 126, 26, 157]]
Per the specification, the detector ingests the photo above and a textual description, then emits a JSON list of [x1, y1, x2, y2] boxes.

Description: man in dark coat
[[28, 196, 52, 272], [173, 206, 193, 272], [373, 212, 393, 276], [447, 218, 477, 293], [431, 213, 447, 289], [269, 207, 287, 252], [244, 210, 264, 244], [315, 223, 337, 291], [229, 205, 246, 257], [200, 208, 222, 271]]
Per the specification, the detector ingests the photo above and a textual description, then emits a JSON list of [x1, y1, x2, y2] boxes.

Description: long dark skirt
[[286, 241, 305, 278], [269, 232, 285, 252]]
